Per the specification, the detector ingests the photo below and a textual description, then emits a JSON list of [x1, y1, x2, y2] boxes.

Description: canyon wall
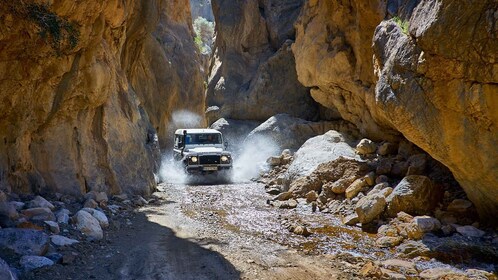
[[0, 0, 204, 196], [205, 0, 319, 124], [292, 0, 498, 221]]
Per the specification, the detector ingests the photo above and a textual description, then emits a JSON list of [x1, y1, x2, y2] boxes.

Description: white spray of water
[[231, 135, 280, 183], [158, 110, 204, 184]]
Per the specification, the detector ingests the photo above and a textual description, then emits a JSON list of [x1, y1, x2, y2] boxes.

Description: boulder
[[345, 178, 368, 199], [330, 179, 352, 194], [44, 221, 60, 234], [285, 130, 360, 181], [356, 138, 377, 155], [21, 207, 55, 222], [95, 192, 108, 204], [289, 176, 321, 196], [412, 216, 441, 233], [447, 199, 473, 213], [50, 235, 79, 247], [0, 229, 49, 256], [245, 115, 355, 152], [56, 212, 70, 224], [305, 191, 318, 203], [355, 193, 387, 224], [380, 259, 418, 275], [91, 210, 109, 228], [267, 156, 282, 167], [342, 213, 359, 226], [455, 225, 485, 238], [0, 202, 19, 221], [377, 142, 398, 156], [386, 176, 442, 216], [28, 196, 55, 210], [20, 256, 54, 271], [0, 257, 17, 280], [83, 199, 98, 209], [419, 267, 466, 280], [74, 210, 103, 240], [376, 236, 404, 248]]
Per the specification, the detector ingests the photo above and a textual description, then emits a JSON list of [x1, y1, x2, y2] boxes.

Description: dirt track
[[27, 182, 373, 279]]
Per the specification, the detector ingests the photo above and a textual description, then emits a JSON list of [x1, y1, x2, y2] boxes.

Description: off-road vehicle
[[173, 129, 233, 175]]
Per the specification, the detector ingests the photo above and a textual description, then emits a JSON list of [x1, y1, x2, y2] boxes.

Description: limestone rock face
[[190, 0, 214, 22], [206, 0, 318, 124], [373, 1, 498, 221], [0, 1, 204, 196], [292, 0, 397, 140], [292, 0, 498, 223]]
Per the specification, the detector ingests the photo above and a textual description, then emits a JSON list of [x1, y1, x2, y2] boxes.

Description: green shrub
[[8, 2, 80, 55], [393, 16, 409, 35], [193, 17, 214, 55]]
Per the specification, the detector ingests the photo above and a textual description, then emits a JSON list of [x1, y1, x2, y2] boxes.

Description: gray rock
[[419, 267, 466, 280], [56, 212, 70, 224], [95, 192, 108, 203], [342, 213, 359, 226], [356, 138, 377, 155], [246, 114, 354, 152], [20, 256, 54, 271], [355, 194, 387, 224], [113, 194, 128, 202], [0, 202, 19, 220], [0, 228, 49, 256], [386, 176, 442, 217], [455, 225, 485, 238], [0, 257, 17, 280], [447, 199, 473, 213], [74, 210, 103, 240], [413, 216, 441, 233], [285, 130, 360, 182], [9, 201, 25, 211], [377, 142, 398, 156], [91, 210, 109, 228], [50, 235, 79, 247], [44, 221, 60, 234], [21, 207, 55, 222], [83, 199, 98, 209], [28, 196, 54, 210]]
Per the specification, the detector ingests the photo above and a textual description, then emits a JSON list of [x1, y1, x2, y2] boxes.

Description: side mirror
[[224, 141, 229, 149]]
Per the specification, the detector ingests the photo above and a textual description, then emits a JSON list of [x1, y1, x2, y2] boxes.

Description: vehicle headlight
[[221, 155, 229, 162], [190, 156, 198, 163]]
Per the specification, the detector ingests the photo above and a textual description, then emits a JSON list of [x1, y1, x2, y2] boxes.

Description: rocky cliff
[[292, 0, 498, 221], [205, 0, 319, 124], [0, 0, 204, 196]]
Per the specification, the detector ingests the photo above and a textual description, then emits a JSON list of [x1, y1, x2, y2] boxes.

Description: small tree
[[193, 17, 214, 54]]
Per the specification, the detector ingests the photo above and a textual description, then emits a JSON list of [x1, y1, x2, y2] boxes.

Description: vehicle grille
[[199, 155, 220, 165]]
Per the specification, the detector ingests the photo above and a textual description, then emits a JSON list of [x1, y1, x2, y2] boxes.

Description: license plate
[[203, 166, 218, 171]]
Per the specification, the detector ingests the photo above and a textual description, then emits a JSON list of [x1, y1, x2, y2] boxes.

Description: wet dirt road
[[28, 182, 386, 280]]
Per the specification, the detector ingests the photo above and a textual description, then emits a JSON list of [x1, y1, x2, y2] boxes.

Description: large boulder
[[0, 257, 17, 280], [0, 229, 49, 256], [74, 210, 103, 240], [27, 196, 54, 210], [355, 193, 387, 224], [20, 256, 54, 271], [245, 114, 357, 152], [386, 176, 443, 216], [285, 130, 361, 182]]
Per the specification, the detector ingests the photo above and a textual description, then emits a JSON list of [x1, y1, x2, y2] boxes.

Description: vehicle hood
[[186, 147, 227, 154]]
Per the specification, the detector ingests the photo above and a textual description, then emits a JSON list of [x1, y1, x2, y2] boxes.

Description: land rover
[[173, 129, 233, 175]]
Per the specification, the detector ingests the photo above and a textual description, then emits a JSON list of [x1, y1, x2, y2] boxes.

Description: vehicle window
[[174, 135, 183, 148], [186, 134, 221, 145]]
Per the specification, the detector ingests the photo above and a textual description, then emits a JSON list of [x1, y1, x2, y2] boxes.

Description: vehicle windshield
[[185, 133, 222, 145]]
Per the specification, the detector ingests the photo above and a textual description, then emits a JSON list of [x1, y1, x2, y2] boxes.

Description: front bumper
[[185, 165, 232, 174]]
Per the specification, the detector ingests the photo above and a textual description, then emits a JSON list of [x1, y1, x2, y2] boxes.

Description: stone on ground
[[21, 207, 55, 222], [50, 235, 79, 247], [386, 176, 442, 217], [355, 193, 386, 224], [20, 255, 54, 271], [419, 267, 466, 279], [74, 210, 103, 240], [44, 221, 60, 234], [0, 257, 17, 280], [455, 225, 485, 238], [0, 228, 49, 256], [413, 216, 441, 233], [356, 138, 377, 155], [28, 196, 55, 210]]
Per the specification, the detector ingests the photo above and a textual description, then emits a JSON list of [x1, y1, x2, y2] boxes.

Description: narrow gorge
[[0, 0, 497, 279]]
